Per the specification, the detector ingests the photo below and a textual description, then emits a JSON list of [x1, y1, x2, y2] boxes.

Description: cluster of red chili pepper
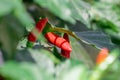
[[27, 18, 109, 61], [27, 18, 72, 58]]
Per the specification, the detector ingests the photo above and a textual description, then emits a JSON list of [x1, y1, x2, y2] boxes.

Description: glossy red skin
[[28, 32, 36, 42], [61, 50, 70, 58], [36, 18, 48, 32], [44, 32, 72, 52], [96, 48, 109, 64], [61, 33, 71, 58], [28, 18, 48, 42]]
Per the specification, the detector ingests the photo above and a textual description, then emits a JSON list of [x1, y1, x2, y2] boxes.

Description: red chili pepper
[[28, 32, 37, 42], [36, 18, 48, 32], [61, 33, 71, 58], [27, 18, 48, 47], [27, 18, 48, 43], [96, 48, 109, 64], [61, 50, 70, 58], [44, 32, 72, 52]]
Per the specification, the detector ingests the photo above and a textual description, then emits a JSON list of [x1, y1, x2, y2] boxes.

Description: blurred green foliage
[[0, 0, 120, 80]]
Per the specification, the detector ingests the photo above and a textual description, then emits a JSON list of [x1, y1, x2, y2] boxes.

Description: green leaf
[[17, 38, 28, 49], [0, 61, 54, 80], [62, 66, 88, 80], [0, 0, 13, 17], [34, 0, 90, 27], [29, 48, 60, 64], [11, 0, 34, 31], [28, 48, 61, 74], [0, 14, 26, 59], [0, 0, 34, 31], [15, 48, 58, 75], [101, 59, 120, 80], [75, 31, 116, 50], [67, 0, 90, 27], [70, 36, 94, 67], [90, 1, 120, 43], [15, 49, 35, 63], [16, 48, 60, 74], [35, 0, 75, 24], [55, 59, 88, 80]]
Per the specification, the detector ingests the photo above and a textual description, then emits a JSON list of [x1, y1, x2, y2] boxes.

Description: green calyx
[[27, 41, 34, 48]]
